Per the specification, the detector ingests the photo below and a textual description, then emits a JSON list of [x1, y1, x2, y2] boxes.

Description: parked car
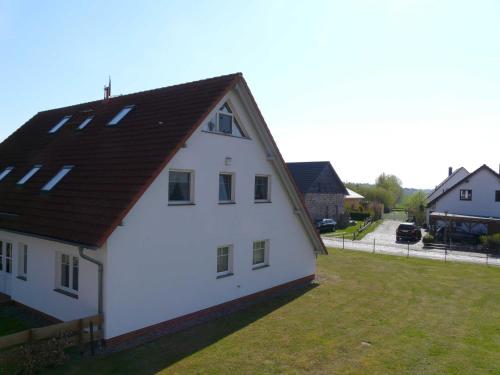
[[396, 222, 422, 242], [316, 219, 336, 233]]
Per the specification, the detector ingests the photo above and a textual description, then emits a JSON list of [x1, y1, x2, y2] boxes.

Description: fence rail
[[0, 314, 102, 352], [323, 236, 500, 267]]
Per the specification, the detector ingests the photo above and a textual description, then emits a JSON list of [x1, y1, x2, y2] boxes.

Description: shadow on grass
[[55, 282, 318, 375]]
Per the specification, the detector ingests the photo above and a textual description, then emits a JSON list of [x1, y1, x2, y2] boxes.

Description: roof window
[[107, 105, 135, 126], [17, 165, 41, 185], [42, 166, 73, 191], [78, 116, 94, 130], [49, 116, 71, 133], [0, 167, 14, 182]]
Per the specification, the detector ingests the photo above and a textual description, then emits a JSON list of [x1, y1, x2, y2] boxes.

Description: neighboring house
[[427, 164, 500, 237], [286, 161, 348, 223], [0, 73, 326, 345], [344, 188, 364, 211]]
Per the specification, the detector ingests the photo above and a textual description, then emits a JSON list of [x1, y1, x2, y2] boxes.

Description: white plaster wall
[[104, 90, 317, 339], [0, 230, 101, 321], [434, 168, 500, 218]]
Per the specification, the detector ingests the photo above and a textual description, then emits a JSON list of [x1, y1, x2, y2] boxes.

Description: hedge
[[350, 212, 371, 221]]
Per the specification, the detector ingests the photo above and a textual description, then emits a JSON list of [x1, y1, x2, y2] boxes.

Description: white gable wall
[[432, 168, 500, 218], [103, 90, 317, 339]]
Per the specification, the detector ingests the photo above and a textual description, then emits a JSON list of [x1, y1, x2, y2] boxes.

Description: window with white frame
[[219, 173, 234, 202], [460, 189, 472, 201], [17, 244, 28, 279], [252, 240, 269, 268], [254, 175, 270, 202], [217, 245, 233, 277], [168, 170, 193, 203], [205, 103, 245, 137], [0, 241, 13, 273], [56, 253, 79, 295]]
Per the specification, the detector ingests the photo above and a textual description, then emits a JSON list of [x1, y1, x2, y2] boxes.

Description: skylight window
[[107, 105, 135, 126], [49, 116, 71, 133], [0, 167, 14, 182], [42, 166, 73, 191], [78, 116, 94, 130], [17, 165, 41, 185]]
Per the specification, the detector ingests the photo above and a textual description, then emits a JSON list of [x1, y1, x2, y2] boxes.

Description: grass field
[[45, 249, 500, 375], [325, 220, 382, 240]]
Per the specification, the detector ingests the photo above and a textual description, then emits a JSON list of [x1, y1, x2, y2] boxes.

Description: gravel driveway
[[363, 220, 423, 249]]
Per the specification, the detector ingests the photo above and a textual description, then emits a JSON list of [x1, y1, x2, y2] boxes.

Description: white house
[[427, 164, 500, 238], [0, 73, 326, 345]]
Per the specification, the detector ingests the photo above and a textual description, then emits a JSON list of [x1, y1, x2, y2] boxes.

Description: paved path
[[323, 220, 500, 267]]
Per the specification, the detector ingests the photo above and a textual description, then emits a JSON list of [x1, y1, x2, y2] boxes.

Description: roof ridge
[[38, 73, 243, 114]]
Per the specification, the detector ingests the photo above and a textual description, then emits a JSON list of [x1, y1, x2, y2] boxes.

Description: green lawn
[[324, 220, 364, 239], [45, 249, 500, 375]]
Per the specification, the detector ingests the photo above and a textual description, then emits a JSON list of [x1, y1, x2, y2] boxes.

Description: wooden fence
[[0, 314, 102, 353]]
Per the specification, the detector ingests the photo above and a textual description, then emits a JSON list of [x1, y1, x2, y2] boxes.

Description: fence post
[[78, 318, 84, 354], [445, 248, 447, 262], [486, 253, 489, 266], [342, 234, 345, 249], [90, 321, 95, 356], [373, 238, 375, 253]]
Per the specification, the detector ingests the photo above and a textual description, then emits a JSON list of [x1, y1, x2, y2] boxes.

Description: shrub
[[422, 234, 434, 244], [480, 234, 500, 253], [350, 212, 371, 221]]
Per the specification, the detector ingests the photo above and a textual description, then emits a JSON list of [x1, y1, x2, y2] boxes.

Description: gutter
[[78, 247, 104, 320]]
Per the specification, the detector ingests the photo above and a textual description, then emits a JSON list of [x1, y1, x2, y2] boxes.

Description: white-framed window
[[205, 102, 245, 137], [17, 165, 42, 185], [56, 252, 79, 295], [254, 175, 271, 202], [168, 170, 194, 204], [17, 243, 28, 279], [108, 105, 135, 126], [78, 116, 94, 130], [252, 240, 269, 268], [460, 189, 472, 201], [0, 167, 14, 182], [219, 173, 235, 203], [49, 115, 71, 133], [0, 241, 13, 273], [217, 245, 233, 277], [42, 166, 73, 191]]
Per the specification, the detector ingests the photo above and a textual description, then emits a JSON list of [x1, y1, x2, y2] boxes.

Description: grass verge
[[44, 249, 500, 375]]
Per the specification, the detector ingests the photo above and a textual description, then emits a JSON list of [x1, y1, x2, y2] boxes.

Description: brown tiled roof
[[0, 73, 241, 247]]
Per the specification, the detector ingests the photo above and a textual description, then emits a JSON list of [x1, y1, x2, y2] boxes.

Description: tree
[[375, 173, 403, 208], [403, 191, 427, 225]]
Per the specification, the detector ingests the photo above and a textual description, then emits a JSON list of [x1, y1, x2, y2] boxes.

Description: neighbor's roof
[[427, 166, 469, 200], [427, 164, 500, 206], [345, 188, 364, 199], [0, 74, 241, 247], [286, 161, 348, 195]]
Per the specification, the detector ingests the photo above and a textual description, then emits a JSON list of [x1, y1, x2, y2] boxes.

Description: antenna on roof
[[104, 76, 111, 100]]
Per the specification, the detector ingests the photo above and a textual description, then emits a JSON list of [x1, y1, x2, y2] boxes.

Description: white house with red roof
[[0, 74, 325, 345]]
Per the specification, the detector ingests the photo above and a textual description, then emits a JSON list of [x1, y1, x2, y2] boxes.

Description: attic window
[[49, 116, 71, 133], [108, 105, 135, 126], [42, 166, 73, 191], [0, 167, 14, 182], [17, 165, 41, 185], [78, 116, 94, 130], [205, 103, 245, 137]]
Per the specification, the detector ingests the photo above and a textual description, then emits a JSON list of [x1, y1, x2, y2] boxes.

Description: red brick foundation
[[105, 274, 315, 350]]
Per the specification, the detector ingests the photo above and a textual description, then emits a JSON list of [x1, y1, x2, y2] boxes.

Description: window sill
[[201, 130, 250, 140], [218, 201, 236, 205], [54, 288, 78, 299], [216, 272, 234, 279], [16, 275, 27, 281], [254, 200, 271, 204], [252, 264, 269, 271], [168, 202, 195, 206]]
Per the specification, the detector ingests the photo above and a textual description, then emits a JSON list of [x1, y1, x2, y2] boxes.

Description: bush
[[422, 234, 434, 244], [350, 212, 371, 221], [480, 234, 500, 253]]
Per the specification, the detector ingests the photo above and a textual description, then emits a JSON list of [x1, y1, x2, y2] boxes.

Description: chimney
[[448, 167, 453, 176]]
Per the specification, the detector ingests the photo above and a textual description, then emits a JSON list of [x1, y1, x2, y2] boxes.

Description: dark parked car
[[396, 222, 422, 242], [316, 219, 336, 233]]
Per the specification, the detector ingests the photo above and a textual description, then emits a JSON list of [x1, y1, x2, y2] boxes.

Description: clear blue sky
[[1, 0, 499, 188]]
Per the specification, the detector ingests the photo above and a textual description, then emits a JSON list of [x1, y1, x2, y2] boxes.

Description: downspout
[[78, 247, 103, 319]]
